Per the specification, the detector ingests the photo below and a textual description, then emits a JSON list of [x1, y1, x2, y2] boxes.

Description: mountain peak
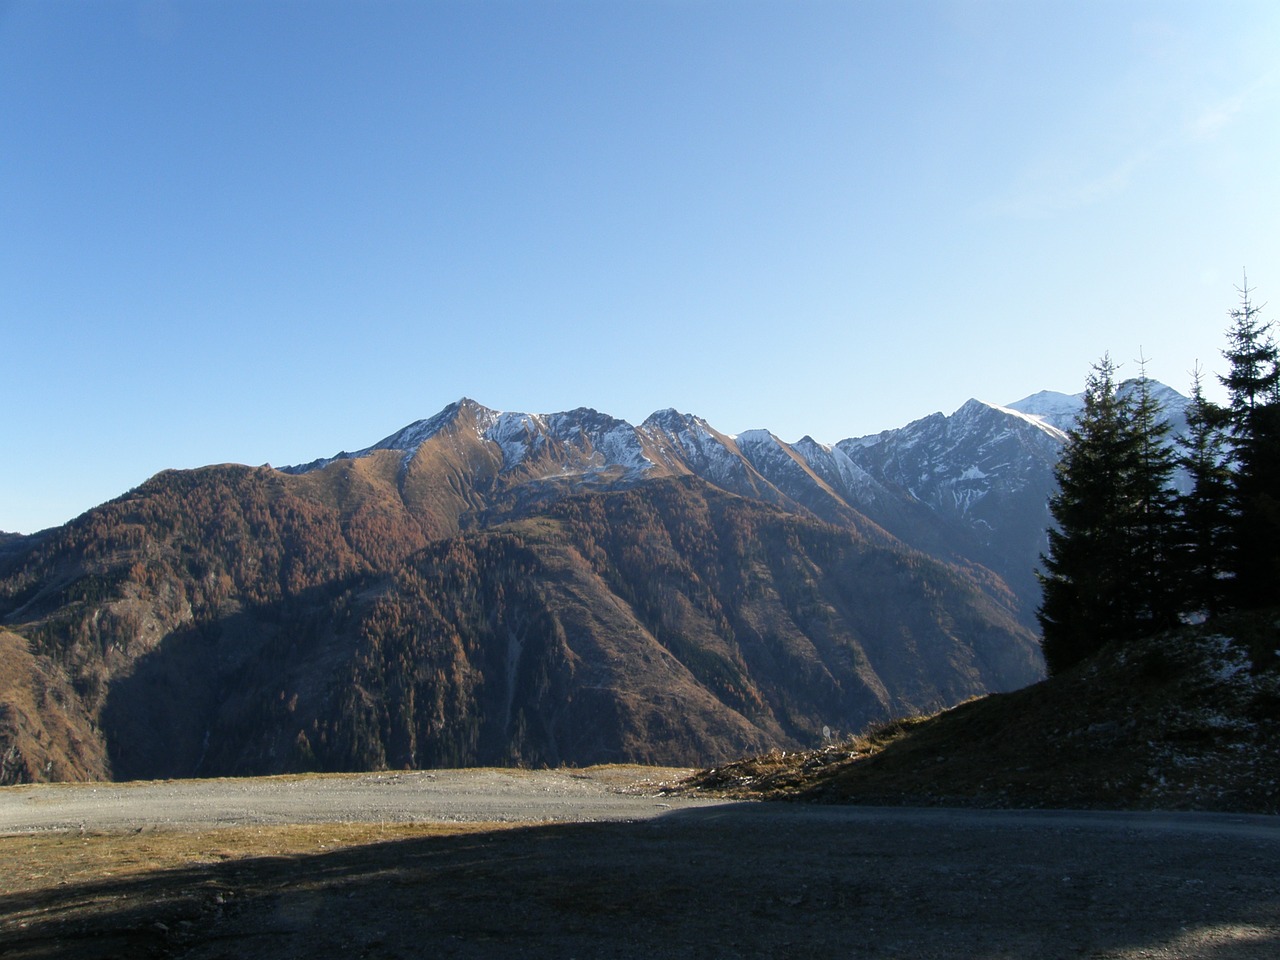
[[641, 407, 696, 429], [953, 398, 1071, 441], [955, 397, 1003, 418], [1007, 379, 1188, 433], [1005, 390, 1082, 432], [280, 398, 501, 474], [734, 428, 778, 446], [371, 398, 499, 452]]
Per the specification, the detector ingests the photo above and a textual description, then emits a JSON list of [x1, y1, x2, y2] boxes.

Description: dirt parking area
[[2, 769, 1278, 959]]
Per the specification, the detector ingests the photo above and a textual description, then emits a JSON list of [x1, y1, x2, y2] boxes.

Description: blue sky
[[3, 0, 1279, 534]]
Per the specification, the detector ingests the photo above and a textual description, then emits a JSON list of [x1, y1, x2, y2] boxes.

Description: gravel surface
[[0, 767, 707, 833], [2, 769, 1279, 959]]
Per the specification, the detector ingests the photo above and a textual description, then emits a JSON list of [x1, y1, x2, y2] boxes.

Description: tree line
[[1038, 274, 1280, 675]]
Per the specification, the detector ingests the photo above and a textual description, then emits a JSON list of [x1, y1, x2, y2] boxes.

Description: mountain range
[[0, 383, 1189, 783]]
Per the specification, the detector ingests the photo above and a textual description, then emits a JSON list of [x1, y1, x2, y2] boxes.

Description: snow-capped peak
[[960, 398, 1069, 442], [373, 398, 499, 452], [1005, 390, 1083, 432], [1007, 380, 1189, 434], [733, 428, 779, 446]]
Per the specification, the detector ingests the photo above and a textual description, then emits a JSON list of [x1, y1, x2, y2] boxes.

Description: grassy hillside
[[683, 611, 1280, 813]]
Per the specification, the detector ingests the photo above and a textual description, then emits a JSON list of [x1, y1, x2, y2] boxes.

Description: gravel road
[[0, 767, 708, 833], [2, 769, 1279, 959]]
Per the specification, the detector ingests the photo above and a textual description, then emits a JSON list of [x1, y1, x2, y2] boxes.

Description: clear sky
[[3, 1, 1279, 534]]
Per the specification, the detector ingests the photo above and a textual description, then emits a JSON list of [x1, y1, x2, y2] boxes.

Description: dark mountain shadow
[[98, 577, 377, 781], [2, 804, 1276, 960]]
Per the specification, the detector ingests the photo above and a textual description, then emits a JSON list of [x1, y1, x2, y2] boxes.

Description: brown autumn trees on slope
[[0, 460, 1040, 783]]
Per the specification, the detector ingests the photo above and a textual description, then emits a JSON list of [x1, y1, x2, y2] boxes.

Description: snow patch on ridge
[[961, 398, 1070, 443], [733, 428, 777, 446], [1005, 390, 1083, 432], [592, 420, 654, 474], [487, 412, 547, 469], [792, 436, 881, 497]]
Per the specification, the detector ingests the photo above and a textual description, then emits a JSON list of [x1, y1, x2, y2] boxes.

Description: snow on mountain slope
[[835, 399, 1064, 549], [1005, 390, 1083, 431], [279, 383, 1188, 629], [728, 429, 917, 541], [789, 436, 880, 498], [545, 408, 652, 475], [286, 399, 654, 483], [1007, 380, 1190, 434], [637, 409, 744, 484], [733, 429, 821, 492]]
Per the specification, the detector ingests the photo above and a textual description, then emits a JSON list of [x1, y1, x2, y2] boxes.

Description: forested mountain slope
[[9, 383, 1191, 784], [0, 448, 1040, 782]]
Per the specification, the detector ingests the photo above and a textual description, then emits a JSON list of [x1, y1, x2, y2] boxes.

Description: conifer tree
[[1219, 274, 1280, 607], [1040, 277, 1280, 671], [1039, 357, 1132, 673], [1175, 366, 1233, 618], [1038, 355, 1180, 674], [1219, 273, 1278, 426], [1128, 358, 1180, 628]]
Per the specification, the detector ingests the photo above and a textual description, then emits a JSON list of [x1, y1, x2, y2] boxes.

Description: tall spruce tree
[[1128, 358, 1180, 628], [1219, 274, 1278, 425], [1175, 366, 1233, 618], [1219, 274, 1280, 607], [1037, 355, 1178, 675]]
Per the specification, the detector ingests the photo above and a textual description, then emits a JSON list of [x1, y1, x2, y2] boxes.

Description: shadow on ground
[[3, 804, 1278, 959]]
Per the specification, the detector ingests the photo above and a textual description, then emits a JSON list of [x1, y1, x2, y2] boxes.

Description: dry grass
[[0, 821, 506, 901], [0, 820, 547, 959], [680, 713, 937, 798], [0, 763, 689, 905]]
